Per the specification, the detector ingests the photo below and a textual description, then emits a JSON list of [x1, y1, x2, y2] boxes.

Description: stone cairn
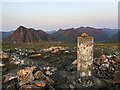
[[77, 33, 94, 87]]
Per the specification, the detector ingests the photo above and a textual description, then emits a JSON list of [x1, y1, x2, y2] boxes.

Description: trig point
[[77, 33, 94, 87]]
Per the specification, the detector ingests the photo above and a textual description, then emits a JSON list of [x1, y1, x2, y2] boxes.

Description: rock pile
[[93, 53, 120, 80], [9, 54, 25, 65], [70, 53, 120, 89], [42, 66, 57, 76], [3, 66, 55, 90], [42, 46, 66, 53], [1, 46, 120, 90]]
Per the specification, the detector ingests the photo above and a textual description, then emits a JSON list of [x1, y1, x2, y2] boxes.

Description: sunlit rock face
[[77, 34, 94, 86]]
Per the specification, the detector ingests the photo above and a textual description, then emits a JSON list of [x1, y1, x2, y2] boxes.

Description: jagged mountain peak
[[5, 26, 54, 42]]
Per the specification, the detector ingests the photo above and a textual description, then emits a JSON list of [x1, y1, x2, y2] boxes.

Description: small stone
[[72, 60, 77, 65], [34, 80, 46, 87], [44, 55, 50, 59], [28, 53, 41, 58], [46, 67, 50, 70], [69, 84, 75, 90], [34, 71, 44, 79], [93, 58, 101, 66], [80, 72, 86, 77], [50, 67, 57, 72], [88, 71, 91, 76], [28, 50, 35, 54], [106, 55, 113, 59], [20, 60, 24, 65], [103, 58, 109, 63], [14, 61, 20, 65], [45, 71, 52, 76], [115, 51, 119, 56], [99, 64, 109, 71], [111, 60, 116, 64], [19, 49, 22, 52], [51, 49, 59, 54], [100, 54, 107, 62], [64, 50, 70, 54]]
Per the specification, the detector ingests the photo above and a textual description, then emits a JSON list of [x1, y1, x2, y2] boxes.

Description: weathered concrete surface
[[77, 33, 94, 86]]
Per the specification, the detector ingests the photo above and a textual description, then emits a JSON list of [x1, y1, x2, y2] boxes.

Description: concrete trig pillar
[[77, 33, 94, 87]]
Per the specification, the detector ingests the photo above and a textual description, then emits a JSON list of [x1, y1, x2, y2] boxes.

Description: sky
[[0, 1, 119, 31]]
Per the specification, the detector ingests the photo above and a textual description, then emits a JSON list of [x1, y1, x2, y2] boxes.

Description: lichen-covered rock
[[19, 72, 35, 86], [17, 66, 36, 81], [17, 66, 36, 86]]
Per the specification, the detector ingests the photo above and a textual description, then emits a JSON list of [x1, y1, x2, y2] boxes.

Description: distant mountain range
[[102, 28, 118, 38], [52, 27, 107, 42], [111, 31, 120, 42], [1, 26, 119, 43], [4, 26, 54, 42], [0, 31, 13, 40]]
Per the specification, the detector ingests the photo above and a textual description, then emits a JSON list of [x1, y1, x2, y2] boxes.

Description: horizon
[[0, 25, 118, 32], [1, 2, 118, 31]]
